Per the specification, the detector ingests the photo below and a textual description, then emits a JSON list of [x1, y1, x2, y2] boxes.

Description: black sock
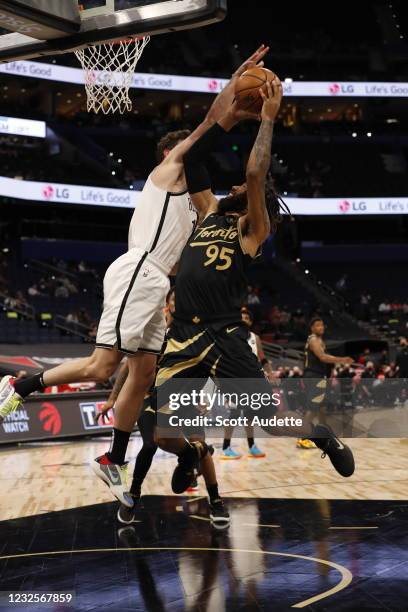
[[131, 444, 157, 496], [129, 482, 142, 498], [247, 437, 254, 449], [222, 438, 231, 451], [207, 483, 220, 503], [14, 372, 45, 399], [106, 428, 131, 465]]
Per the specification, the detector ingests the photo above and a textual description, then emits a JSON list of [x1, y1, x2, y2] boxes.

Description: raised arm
[[182, 103, 260, 217], [240, 78, 282, 257], [166, 44, 269, 163]]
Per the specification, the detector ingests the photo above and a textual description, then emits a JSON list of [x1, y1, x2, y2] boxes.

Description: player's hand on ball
[[233, 44, 270, 79], [259, 78, 283, 121], [229, 99, 261, 122]]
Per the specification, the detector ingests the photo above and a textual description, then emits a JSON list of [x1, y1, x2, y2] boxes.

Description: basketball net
[[75, 36, 150, 114]]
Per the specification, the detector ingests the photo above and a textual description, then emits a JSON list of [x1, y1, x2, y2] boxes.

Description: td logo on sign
[[80, 402, 113, 429]]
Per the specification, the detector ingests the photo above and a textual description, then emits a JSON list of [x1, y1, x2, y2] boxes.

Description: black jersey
[[174, 213, 253, 326], [304, 334, 329, 377]]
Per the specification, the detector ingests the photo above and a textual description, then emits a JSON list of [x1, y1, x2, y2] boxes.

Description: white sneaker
[[92, 454, 134, 507], [0, 376, 23, 421]]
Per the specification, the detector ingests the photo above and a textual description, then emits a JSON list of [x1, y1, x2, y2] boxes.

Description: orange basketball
[[235, 67, 276, 112]]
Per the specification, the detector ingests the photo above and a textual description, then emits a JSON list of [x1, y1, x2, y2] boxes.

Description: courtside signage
[[1, 175, 408, 215], [1, 60, 408, 97]]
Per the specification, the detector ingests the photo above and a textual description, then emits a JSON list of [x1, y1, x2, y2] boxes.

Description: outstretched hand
[[259, 77, 283, 121], [232, 44, 270, 79], [228, 99, 261, 123]]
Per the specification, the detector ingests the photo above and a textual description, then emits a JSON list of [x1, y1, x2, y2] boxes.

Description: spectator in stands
[[396, 337, 408, 378], [66, 311, 79, 324], [28, 283, 42, 297], [55, 283, 70, 298], [78, 308, 91, 327], [335, 273, 348, 293], [247, 285, 260, 306], [358, 348, 372, 365], [378, 300, 390, 314], [15, 291, 29, 309], [360, 290, 372, 321], [363, 361, 377, 378], [59, 277, 78, 295]]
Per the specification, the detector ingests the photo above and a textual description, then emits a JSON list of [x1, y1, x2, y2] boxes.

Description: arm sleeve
[[183, 122, 227, 194]]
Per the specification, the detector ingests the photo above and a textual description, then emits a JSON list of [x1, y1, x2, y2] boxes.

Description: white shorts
[[96, 248, 169, 355]]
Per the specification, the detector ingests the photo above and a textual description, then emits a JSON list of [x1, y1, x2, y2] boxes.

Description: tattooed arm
[[97, 359, 129, 422], [240, 78, 283, 257]]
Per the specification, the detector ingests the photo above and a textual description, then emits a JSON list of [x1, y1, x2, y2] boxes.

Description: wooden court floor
[[1, 436, 407, 521]]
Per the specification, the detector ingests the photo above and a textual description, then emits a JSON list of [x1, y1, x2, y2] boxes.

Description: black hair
[[241, 307, 254, 322], [217, 174, 291, 233], [309, 316, 324, 329]]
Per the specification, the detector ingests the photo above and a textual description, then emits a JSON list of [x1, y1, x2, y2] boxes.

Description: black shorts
[[153, 320, 276, 427], [303, 373, 327, 413], [140, 392, 206, 439]]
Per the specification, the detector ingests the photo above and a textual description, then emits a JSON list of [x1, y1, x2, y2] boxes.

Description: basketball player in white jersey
[[221, 307, 273, 460], [0, 45, 270, 506]]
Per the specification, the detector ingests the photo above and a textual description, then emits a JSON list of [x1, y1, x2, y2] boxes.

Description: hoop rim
[[110, 35, 148, 46]]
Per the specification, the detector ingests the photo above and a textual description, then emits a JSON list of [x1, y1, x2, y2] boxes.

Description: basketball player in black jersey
[[151, 79, 356, 493], [98, 287, 229, 526], [297, 317, 353, 449]]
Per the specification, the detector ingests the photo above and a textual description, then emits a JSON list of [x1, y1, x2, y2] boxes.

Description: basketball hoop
[[75, 36, 150, 114]]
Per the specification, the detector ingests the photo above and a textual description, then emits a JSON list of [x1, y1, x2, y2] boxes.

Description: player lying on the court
[[98, 288, 230, 527], [0, 45, 270, 506], [151, 78, 355, 493]]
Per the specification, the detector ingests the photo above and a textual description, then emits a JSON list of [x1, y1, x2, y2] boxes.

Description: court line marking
[[0, 547, 352, 608], [185, 496, 207, 504], [243, 522, 281, 528], [329, 526, 378, 530]]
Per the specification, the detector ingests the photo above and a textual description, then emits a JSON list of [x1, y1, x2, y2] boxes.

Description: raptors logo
[[39, 402, 62, 435]]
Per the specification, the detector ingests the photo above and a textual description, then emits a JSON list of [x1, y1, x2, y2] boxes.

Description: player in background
[[0, 45, 270, 507], [221, 307, 273, 459], [297, 316, 353, 449]]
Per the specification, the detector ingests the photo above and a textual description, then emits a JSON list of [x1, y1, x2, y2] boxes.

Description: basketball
[[235, 66, 276, 112]]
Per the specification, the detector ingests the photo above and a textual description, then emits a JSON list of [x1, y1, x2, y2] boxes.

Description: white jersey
[[128, 174, 198, 274], [248, 331, 259, 358]]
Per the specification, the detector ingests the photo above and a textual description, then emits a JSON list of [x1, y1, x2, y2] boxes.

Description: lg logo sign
[[207, 79, 220, 92], [329, 83, 355, 95], [42, 185, 70, 200], [338, 200, 367, 213]]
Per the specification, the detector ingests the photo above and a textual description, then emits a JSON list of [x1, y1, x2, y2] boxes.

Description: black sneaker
[[171, 443, 200, 494], [209, 498, 230, 529], [311, 424, 355, 477], [117, 495, 140, 524]]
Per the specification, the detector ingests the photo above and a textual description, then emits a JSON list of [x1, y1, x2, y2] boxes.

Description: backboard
[[0, 0, 227, 63]]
